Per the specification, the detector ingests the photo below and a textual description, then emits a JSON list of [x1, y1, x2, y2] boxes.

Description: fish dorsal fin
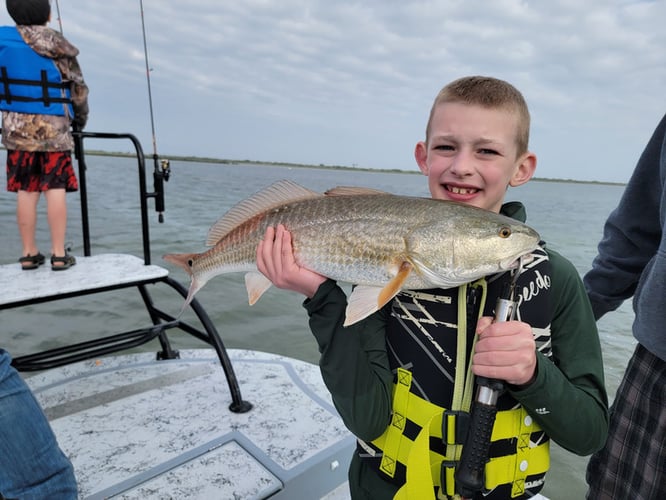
[[344, 261, 413, 326], [325, 186, 388, 197], [206, 180, 321, 246]]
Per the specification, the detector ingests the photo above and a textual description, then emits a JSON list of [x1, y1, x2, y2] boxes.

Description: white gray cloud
[[27, 0, 666, 182]]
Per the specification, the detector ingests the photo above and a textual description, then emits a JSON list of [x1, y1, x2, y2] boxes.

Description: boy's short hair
[[6, 0, 50, 26], [426, 76, 531, 156]]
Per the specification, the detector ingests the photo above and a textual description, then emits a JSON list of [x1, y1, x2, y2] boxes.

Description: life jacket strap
[[0, 66, 72, 106], [486, 406, 550, 497]]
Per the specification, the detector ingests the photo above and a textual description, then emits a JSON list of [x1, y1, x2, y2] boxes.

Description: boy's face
[[414, 102, 536, 213]]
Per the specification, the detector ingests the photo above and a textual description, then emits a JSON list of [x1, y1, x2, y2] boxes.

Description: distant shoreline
[[85, 149, 626, 187]]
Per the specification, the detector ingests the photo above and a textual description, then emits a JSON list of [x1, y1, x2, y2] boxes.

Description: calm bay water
[[0, 155, 634, 499]]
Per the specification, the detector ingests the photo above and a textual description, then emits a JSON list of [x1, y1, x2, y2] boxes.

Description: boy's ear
[[509, 151, 537, 187], [414, 141, 428, 175]]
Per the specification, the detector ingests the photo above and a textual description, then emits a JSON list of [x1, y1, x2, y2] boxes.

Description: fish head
[[452, 210, 540, 278], [163, 251, 215, 306], [408, 205, 540, 288]]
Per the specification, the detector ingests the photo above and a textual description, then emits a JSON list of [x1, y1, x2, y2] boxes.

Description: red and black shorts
[[6, 150, 79, 192]]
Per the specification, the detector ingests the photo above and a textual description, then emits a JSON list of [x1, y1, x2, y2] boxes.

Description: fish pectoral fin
[[344, 261, 413, 326], [245, 271, 273, 305]]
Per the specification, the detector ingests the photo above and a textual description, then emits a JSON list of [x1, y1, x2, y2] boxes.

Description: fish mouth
[[503, 252, 535, 271]]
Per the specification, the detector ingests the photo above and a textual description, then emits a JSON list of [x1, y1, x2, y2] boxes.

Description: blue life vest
[[0, 26, 73, 117]]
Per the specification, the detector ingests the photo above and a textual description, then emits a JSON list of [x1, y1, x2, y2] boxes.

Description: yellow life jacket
[[366, 367, 550, 499], [359, 258, 553, 499]]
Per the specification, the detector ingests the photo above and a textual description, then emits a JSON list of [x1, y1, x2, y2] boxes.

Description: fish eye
[[498, 226, 512, 238]]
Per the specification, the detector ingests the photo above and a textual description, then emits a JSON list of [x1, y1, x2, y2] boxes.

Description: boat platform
[[0, 254, 167, 309]]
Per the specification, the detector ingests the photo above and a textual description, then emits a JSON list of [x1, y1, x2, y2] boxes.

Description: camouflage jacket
[[1, 25, 89, 152]]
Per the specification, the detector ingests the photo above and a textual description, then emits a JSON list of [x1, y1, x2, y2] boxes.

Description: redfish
[[163, 180, 540, 326]]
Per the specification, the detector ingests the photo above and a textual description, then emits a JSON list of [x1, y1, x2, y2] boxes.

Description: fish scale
[[258, 197, 420, 284]]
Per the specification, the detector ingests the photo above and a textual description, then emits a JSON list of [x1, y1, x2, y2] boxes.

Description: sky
[[9, 0, 666, 183]]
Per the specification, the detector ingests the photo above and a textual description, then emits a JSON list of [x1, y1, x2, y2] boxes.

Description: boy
[[1, 0, 88, 270], [256, 76, 608, 499]]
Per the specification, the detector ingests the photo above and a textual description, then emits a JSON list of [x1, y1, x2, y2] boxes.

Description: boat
[[0, 131, 355, 499]]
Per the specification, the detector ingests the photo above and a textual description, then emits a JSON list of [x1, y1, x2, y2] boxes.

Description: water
[[0, 155, 634, 499]]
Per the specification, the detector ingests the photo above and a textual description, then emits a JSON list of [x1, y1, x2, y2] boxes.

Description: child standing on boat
[[256, 76, 609, 499], [0, 0, 88, 271]]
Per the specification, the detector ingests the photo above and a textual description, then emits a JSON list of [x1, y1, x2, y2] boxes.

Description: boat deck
[[26, 348, 354, 499]]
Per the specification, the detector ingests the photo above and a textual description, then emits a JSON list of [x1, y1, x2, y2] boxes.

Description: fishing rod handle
[[455, 295, 515, 497], [455, 397, 498, 497]]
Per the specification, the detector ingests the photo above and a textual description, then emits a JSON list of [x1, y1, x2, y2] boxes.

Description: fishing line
[[54, 0, 64, 34], [139, 0, 170, 222], [139, 0, 158, 160]]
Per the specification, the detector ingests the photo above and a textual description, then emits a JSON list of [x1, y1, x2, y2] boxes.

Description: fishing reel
[[153, 156, 171, 223], [160, 158, 171, 181]]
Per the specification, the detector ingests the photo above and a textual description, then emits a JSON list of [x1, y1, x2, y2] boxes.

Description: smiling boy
[[415, 80, 533, 213], [256, 76, 608, 499]]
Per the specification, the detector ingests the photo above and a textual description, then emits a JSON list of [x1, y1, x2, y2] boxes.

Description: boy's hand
[[256, 224, 327, 298], [472, 317, 537, 386]]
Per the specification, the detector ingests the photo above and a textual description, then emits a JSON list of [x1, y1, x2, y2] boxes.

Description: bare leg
[[16, 190, 41, 257], [44, 188, 67, 258]]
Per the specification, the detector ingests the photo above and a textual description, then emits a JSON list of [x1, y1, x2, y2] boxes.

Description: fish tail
[[177, 284, 195, 317], [174, 274, 205, 318], [162, 252, 197, 276], [163, 252, 205, 316]]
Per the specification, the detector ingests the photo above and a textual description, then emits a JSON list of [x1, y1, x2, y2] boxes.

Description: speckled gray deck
[[0, 254, 168, 307], [26, 349, 355, 499]]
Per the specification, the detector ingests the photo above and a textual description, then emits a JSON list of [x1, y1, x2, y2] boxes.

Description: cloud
[[26, 0, 666, 182]]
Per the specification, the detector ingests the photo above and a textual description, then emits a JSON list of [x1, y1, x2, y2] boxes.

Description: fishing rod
[[53, 1, 81, 145], [139, 0, 170, 223], [455, 262, 522, 498], [54, 0, 64, 34]]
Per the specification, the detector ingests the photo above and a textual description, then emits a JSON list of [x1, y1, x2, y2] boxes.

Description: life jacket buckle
[[440, 459, 459, 497], [442, 409, 470, 445]]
